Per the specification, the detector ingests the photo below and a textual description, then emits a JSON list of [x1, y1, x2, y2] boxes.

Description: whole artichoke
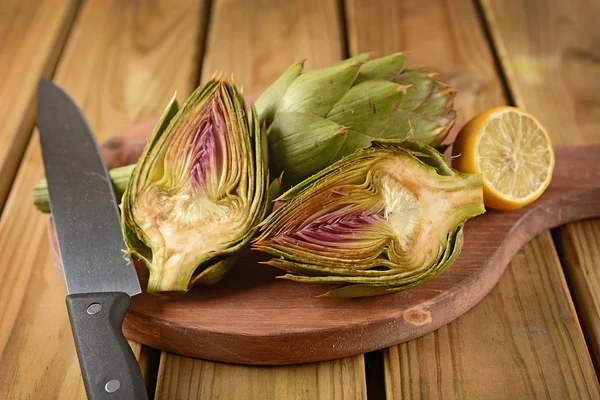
[[122, 79, 271, 294], [255, 53, 457, 186], [253, 141, 484, 298]]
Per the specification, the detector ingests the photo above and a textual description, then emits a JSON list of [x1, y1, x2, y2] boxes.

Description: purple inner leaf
[[288, 211, 382, 247], [189, 100, 227, 188]]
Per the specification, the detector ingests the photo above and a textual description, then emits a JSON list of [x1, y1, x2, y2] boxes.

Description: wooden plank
[[0, 0, 79, 212], [481, 0, 600, 145], [557, 220, 600, 366], [154, 0, 367, 398], [385, 234, 599, 399], [200, 0, 344, 92], [156, 353, 366, 400], [345, 0, 600, 397], [0, 0, 207, 398], [481, 0, 600, 368]]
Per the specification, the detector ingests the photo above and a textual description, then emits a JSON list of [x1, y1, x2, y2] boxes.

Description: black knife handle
[[66, 292, 148, 400]]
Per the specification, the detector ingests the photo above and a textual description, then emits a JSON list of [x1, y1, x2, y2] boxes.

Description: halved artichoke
[[253, 141, 484, 297], [122, 79, 270, 294]]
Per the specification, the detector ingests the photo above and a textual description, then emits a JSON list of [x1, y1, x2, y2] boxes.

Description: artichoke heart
[[255, 53, 457, 186], [253, 141, 484, 298], [122, 79, 269, 295]]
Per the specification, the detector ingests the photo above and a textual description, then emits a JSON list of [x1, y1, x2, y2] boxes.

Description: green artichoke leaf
[[276, 61, 362, 118], [255, 61, 304, 126], [354, 53, 406, 84], [394, 69, 435, 110], [408, 114, 453, 147], [326, 80, 408, 138], [122, 79, 269, 295], [253, 141, 484, 297], [414, 80, 454, 116], [268, 111, 347, 185], [335, 52, 371, 65]]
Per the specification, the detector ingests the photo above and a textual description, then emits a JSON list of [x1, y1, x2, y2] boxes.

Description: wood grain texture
[[385, 234, 599, 399], [155, 352, 366, 400], [0, 0, 207, 398], [557, 220, 600, 368], [481, 0, 600, 145], [53, 138, 600, 366], [0, 0, 79, 212], [481, 0, 600, 368], [154, 0, 366, 397], [345, 0, 600, 396], [200, 0, 344, 92]]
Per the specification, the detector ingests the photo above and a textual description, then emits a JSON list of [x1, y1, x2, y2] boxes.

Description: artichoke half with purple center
[[122, 79, 271, 295], [253, 141, 485, 298], [255, 53, 457, 186]]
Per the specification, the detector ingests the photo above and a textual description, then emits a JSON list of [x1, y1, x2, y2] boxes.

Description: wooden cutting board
[[48, 126, 600, 366]]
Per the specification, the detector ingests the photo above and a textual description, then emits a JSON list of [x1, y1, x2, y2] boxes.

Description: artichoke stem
[[34, 164, 135, 213], [147, 271, 189, 295], [443, 175, 486, 228], [146, 250, 195, 295]]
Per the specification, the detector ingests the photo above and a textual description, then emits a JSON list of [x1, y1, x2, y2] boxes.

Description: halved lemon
[[452, 106, 555, 211]]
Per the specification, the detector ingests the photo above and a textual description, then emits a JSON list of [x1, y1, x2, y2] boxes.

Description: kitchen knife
[[37, 78, 148, 400]]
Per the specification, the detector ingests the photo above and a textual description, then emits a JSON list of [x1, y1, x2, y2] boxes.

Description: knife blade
[[37, 78, 148, 400]]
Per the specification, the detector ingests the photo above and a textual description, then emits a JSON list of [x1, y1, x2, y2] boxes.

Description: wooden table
[[0, 0, 599, 398]]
